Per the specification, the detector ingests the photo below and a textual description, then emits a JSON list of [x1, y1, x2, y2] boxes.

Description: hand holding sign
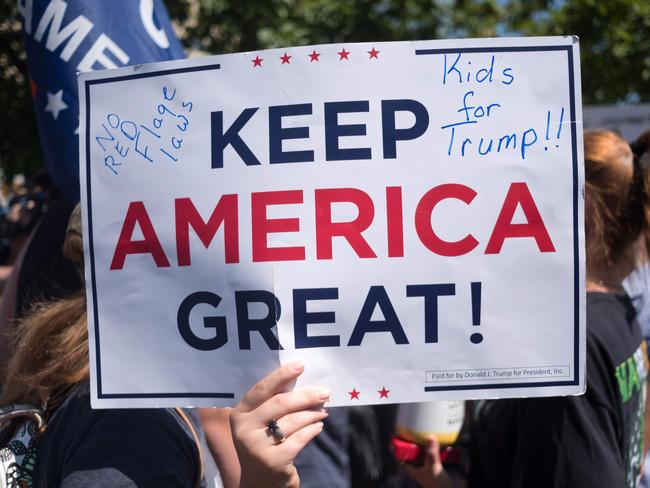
[[231, 362, 329, 488]]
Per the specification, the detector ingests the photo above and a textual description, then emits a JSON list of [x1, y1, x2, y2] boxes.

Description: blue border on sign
[[86, 44, 582, 401], [84, 63, 235, 400], [415, 44, 581, 393]]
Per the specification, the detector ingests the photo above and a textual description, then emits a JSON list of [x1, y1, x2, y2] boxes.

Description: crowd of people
[[0, 172, 57, 282], [0, 127, 649, 487]]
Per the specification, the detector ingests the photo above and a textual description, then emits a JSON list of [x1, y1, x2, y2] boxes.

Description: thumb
[[402, 435, 445, 488], [423, 434, 444, 476]]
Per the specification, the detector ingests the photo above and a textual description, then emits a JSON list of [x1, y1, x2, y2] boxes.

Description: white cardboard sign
[[79, 36, 585, 408]]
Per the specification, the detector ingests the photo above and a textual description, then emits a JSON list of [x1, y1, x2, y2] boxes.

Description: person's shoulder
[[46, 382, 185, 436], [40, 383, 192, 456], [584, 292, 645, 405], [41, 382, 96, 443], [36, 382, 201, 487], [587, 291, 633, 319], [586, 292, 639, 344], [42, 383, 196, 455]]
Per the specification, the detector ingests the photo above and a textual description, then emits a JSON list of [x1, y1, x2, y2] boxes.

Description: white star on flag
[[45, 89, 69, 120]]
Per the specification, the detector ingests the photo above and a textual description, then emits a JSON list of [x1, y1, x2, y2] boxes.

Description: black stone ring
[[267, 418, 285, 443]]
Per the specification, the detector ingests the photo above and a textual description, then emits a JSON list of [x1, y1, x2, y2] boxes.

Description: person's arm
[[199, 407, 241, 488], [229, 361, 330, 488]]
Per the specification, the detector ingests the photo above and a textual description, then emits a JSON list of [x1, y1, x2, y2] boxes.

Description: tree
[[506, 0, 650, 103], [0, 3, 42, 180], [165, 0, 511, 53]]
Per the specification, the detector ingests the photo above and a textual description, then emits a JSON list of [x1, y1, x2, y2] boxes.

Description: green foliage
[[170, 0, 450, 53], [1, 0, 649, 179], [506, 0, 650, 103], [170, 0, 650, 105], [0, 3, 43, 181]]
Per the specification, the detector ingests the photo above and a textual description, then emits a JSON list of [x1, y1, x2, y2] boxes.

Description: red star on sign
[[309, 49, 321, 62], [349, 388, 361, 400], [252, 56, 263, 67], [280, 52, 292, 64], [338, 48, 350, 60], [378, 386, 390, 398], [368, 47, 380, 59]]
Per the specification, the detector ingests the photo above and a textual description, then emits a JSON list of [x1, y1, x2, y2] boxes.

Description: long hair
[[584, 129, 650, 274], [1, 214, 87, 407]]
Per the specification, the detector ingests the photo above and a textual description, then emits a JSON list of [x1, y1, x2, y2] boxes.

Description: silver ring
[[267, 418, 285, 443]]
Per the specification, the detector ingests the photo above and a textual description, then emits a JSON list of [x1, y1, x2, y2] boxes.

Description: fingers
[[404, 458, 437, 488], [281, 421, 325, 458], [402, 435, 457, 488], [236, 361, 305, 413], [424, 435, 443, 472], [269, 408, 328, 440], [230, 363, 329, 488], [402, 462, 421, 483], [254, 388, 330, 425]]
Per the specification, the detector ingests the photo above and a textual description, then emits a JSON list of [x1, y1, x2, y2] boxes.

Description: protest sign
[[79, 36, 585, 408]]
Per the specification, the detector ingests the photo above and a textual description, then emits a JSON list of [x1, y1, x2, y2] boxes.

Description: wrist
[[239, 470, 299, 488]]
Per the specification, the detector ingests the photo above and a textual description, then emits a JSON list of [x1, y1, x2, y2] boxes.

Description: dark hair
[[630, 129, 650, 160]]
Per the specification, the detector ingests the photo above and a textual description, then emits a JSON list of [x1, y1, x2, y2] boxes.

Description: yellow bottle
[[395, 400, 464, 446]]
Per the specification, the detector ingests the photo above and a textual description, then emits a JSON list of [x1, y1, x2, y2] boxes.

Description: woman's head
[[584, 129, 649, 279]]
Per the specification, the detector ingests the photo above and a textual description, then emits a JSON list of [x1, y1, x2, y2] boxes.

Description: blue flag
[[19, 0, 186, 202]]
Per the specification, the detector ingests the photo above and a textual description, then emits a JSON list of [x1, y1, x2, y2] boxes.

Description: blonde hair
[[1, 294, 88, 406], [1, 224, 88, 407], [584, 129, 649, 272]]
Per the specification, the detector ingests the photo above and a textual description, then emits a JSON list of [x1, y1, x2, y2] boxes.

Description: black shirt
[[34, 383, 221, 487], [469, 292, 647, 488], [295, 407, 351, 487]]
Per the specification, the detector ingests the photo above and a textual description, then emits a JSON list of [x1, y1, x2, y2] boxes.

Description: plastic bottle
[[392, 401, 464, 464]]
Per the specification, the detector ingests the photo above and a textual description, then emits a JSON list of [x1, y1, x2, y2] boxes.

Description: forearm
[[199, 407, 241, 488]]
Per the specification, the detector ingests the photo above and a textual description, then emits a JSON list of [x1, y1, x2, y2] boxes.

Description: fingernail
[[317, 421, 324, 431], [318, 388, 331, 401], [289, 361, 305, 372]]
